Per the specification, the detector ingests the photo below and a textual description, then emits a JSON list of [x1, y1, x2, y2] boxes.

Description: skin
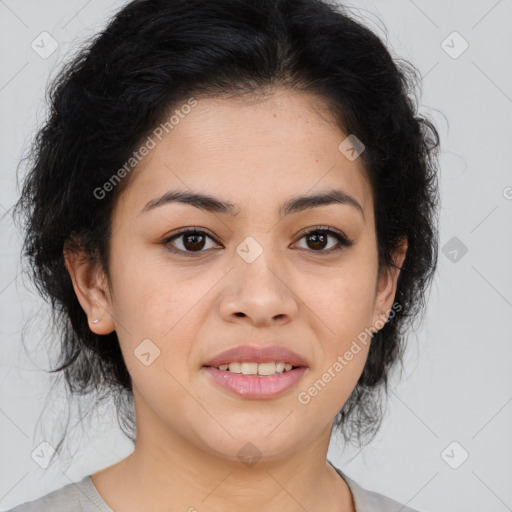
[[65, 87, 407, 512]]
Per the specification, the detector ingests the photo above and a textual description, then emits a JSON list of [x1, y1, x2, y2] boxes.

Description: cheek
[[293, 250, 376, 408], [300, 257, 377, 342], [296, 274, 374, 416], [107, 242, 206, 338]]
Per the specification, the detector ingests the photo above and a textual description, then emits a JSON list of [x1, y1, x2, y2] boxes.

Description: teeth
[[228, 362, 241, 373], [257, 362, 276, 375], [215, 361, 296, 375], [241, 362, 258, 375]]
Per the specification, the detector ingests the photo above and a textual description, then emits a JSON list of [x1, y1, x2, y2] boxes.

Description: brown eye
[[163, 229, 220, 255], [295, 227, 353, 253], [305, 231, 329, 250], [181, 232, 206, 251]]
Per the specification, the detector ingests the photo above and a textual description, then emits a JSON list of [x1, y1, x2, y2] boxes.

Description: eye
[[162, 225, 354, 257], [293, 226, 354, 253], [163, 228, 220, 255]]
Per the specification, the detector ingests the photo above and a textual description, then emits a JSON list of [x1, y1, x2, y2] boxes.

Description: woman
[[9, 0, 440, 510]]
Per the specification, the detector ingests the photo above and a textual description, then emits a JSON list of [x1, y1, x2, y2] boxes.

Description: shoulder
[[4, 476, 112, 512], [331, 463, 422, 512]]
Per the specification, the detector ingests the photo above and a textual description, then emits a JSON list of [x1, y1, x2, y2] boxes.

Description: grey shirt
[[6, 464, 420, 512]]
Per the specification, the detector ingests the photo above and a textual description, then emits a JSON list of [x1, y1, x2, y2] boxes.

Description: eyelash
[[162, 226, 354, 257]]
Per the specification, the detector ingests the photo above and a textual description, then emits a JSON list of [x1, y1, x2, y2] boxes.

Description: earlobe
[[63, 247, 116, 335], [372, 238, 408, 329]]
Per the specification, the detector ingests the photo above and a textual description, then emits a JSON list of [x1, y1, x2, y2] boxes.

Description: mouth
[[202, 345, 309, 399], [204, 361, 302, 375], [203, 365, 307, 398]]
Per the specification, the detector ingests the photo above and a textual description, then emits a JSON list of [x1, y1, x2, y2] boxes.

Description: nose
[[218, 245, 299, 327]]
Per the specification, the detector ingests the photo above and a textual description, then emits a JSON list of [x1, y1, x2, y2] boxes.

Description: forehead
[[116, 88, 373, 219]]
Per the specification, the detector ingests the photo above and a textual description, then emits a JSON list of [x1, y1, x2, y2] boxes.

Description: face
[[69, 88, 404, 462]]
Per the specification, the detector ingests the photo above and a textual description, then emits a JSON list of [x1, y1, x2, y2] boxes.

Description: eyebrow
[[139, 188, 365, 220]]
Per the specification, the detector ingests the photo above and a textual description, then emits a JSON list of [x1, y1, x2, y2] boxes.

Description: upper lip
[[204, 345, 309, 368]]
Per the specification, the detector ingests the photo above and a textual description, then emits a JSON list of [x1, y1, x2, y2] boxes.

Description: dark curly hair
[[13, 0, 440, 460]]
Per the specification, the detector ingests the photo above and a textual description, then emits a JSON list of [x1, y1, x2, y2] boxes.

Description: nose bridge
[[219, 233, 299, 324], [235, 233, 286, 294]]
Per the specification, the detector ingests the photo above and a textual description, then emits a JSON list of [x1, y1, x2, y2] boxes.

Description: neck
[[91, 392, 354, 512]]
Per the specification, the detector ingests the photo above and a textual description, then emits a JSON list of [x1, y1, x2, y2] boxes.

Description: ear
[[371, 237, 408, 332], [63, 244, 116, 335]]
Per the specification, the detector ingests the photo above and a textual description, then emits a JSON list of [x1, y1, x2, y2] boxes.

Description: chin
[[194, 424, 308, 465]]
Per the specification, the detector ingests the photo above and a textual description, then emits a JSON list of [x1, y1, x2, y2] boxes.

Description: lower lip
[[203, 366, 308, 399]]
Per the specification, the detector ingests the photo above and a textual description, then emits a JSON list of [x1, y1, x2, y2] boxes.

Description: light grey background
[[1, 1, 511, 510]]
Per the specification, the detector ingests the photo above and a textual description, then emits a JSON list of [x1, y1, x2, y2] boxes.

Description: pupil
[[184, 233, 205, 250], [308, 232, 326, 250]]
